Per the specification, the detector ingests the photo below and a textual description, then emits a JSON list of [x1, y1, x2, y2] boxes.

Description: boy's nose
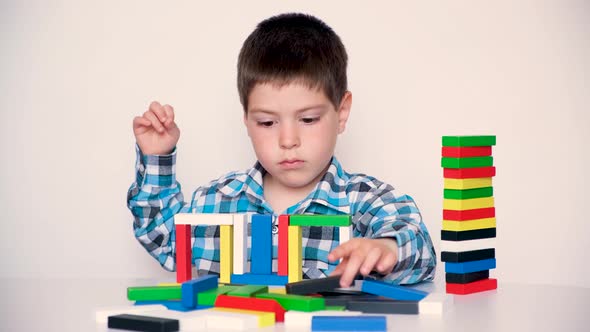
[[279, 125, 300, 149]]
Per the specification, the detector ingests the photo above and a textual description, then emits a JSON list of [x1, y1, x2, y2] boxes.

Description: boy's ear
[[337, 91, 352, 134], [243, 112, 251, 137]]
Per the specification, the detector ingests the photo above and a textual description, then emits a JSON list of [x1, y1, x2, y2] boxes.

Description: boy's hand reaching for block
[[328, 238, 399, 288], [133, 101, 180, 155]]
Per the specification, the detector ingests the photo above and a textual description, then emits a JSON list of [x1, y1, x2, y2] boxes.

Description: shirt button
[[272, 225, 278, 234]]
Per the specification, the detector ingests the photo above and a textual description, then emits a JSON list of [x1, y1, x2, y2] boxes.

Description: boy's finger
[[162, 104, 175, 127], [339, 252, 363, 288], [328, 241, 355, 261], [151, 103, 168, 123], [359, 247, 381, 276], [143, 111, 165, 133], [376, 251, 397, 274], [330, 261, 346, 276]]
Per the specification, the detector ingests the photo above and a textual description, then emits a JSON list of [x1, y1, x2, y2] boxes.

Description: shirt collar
[[219, 156, 351, 215]]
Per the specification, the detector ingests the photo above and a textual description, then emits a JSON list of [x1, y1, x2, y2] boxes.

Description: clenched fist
[[133, 101, 180, 155]]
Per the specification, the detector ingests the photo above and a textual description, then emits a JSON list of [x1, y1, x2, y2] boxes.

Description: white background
[[1, 0, 588, 288]]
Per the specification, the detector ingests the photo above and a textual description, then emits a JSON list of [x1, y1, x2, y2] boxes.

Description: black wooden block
[[107, 314, 179, 332], [441, 228, 496, 241], [446, 270, 490, 284], [441, 248, 495, 262]]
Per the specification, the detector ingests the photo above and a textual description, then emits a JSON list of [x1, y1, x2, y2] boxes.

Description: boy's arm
[[127, 145, 190, 271], [349, 182, 437, 284]]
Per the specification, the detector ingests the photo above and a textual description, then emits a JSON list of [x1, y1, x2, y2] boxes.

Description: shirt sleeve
[[126, 145, 189, 271], [349, 180, 437, 284]]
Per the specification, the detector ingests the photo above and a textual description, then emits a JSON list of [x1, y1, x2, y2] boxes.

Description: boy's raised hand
[[328, 238, 399, 288], [133, 101, 180, 155]]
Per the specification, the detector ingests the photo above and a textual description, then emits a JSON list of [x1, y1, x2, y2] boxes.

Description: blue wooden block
[[311, 316, 387, 331], [181, 274, 219, 308], [445, 258, 496, 274], [251, 214, 272, 274], [134, 300, 212, 312], [361, 280, 428, 301], [230, 273, 289, 286]]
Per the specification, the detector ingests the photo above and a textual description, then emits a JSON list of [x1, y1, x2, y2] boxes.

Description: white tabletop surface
[[1, 275, 588, 332]]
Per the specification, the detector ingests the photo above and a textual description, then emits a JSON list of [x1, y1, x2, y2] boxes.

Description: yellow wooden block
[[442, 218, 497, 231], [220, 225, 233, 284], [288, 226, 302, 283], [157, 282, 180, 286], [212, 307, 275, 327], [444, 177, 492, 190], [268, 287, 287, 294], [443, 197, 495, 210]]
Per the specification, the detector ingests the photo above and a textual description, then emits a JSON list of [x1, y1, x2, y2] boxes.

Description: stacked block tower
[[440, 135, 498, 295]]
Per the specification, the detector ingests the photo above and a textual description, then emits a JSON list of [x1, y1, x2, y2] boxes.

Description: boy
[[128, 13, 436, 287]]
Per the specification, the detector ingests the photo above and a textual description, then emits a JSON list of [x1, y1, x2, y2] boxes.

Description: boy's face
[[244, 82, 351, 191]]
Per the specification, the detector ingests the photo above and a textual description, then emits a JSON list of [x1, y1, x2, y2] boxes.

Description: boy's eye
[[257, 121, 275, 127], [301, 117, 319, 124]]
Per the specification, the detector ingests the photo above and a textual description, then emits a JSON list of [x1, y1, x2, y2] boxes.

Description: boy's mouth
[[279, 159, 304, 169]]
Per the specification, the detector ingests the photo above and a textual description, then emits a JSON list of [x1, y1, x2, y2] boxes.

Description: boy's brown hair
[[237, 13, 348, 112]]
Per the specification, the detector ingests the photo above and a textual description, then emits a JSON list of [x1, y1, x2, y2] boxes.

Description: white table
[[1, 276, 588, 332]]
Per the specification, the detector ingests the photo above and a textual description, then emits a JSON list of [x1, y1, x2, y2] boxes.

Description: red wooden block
[[442, 146, 492, 158], [278, 215, 290, 276], [214, 294, 286, 322], [175, 224, 191, 283], [444, 166, 496, 179], [446, 278, 497, 295], [443, 207, 495, 221]]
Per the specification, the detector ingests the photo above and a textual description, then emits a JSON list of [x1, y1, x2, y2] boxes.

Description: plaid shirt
[[127, 146, 436, 284]]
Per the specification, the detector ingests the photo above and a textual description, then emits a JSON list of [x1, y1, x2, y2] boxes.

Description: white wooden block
[[284, 310, 363, 330], [232, 214, 249, 274], [339, 225, 352, 244], [174, 213, 234, 226], [440, 238, 496, 252], [95, 304, 166, 324], [419, 292, 454, 316], [205, 310, 258, 330]]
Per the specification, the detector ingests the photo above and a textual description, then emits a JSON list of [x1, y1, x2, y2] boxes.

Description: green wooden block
[[227, 285, 268, 298], [444, 187, 494, 200], [325, 305, 346, 311], [441, 156, 493, 169], [289, 215, 351, 227], [198, 285, 239, 306], [127, 286, 182, 301], [442, 135, 496, 147], [255, 293, 325, 312]]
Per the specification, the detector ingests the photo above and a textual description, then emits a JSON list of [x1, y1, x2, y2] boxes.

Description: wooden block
[[127, 286, 182, 301], [442, 135, 496, 147], [251, 214, 272, 274], [174, 213, 234, 226], [227, 285, 268, 298], [256, 292, 326, 312], [215, 294, 286, 322], [312, 316, 387, 331], [339, 225, 352, 244], [444, 187, 493, 199], [441, 146, 492, 157], [211, 307, 275, 328], [346, 299, 419, 315], [289, 215, 351, 227], [175, 224, 191, 283], [446, 278, 498, 295], [446, 270, 490, 284], [442, 218, 496, 231], [418, 293, 454, 315], [441, 156, 493, 169], [181, 275, 219, 309], [441, 248, 495, 263], [445, 258, 496, 274], [440, 238, 496, 252], [284, 310, 363, 330], [360, 280, 428, 301], [441, 228, 496, 241], [288, 225, 303, 283], [286, 275, 342, 295], [230, 273, 288, 286], [198, 285, 239, 306], [444, 167, 496, 179], [220, 225, 233, 284], [107, 314, 179, 332], [444, 178, 493, 190], [204, 309, 258, 330], [443, 197, 494, 210], [232, 214, 248, 275], [443, 207, 495, 221], [278, 215, 290, 276]]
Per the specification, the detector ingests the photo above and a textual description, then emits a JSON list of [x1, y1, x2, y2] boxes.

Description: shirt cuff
[[135, 144, 177, 187]]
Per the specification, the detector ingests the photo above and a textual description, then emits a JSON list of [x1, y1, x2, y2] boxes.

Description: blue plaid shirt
[[127, 146, 436, 284]]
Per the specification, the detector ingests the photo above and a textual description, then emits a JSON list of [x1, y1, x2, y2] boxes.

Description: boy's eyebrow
[[249, 104, 329, 115]]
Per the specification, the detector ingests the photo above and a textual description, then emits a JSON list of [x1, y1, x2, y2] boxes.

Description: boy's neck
[[262, 172, 323, 214]]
